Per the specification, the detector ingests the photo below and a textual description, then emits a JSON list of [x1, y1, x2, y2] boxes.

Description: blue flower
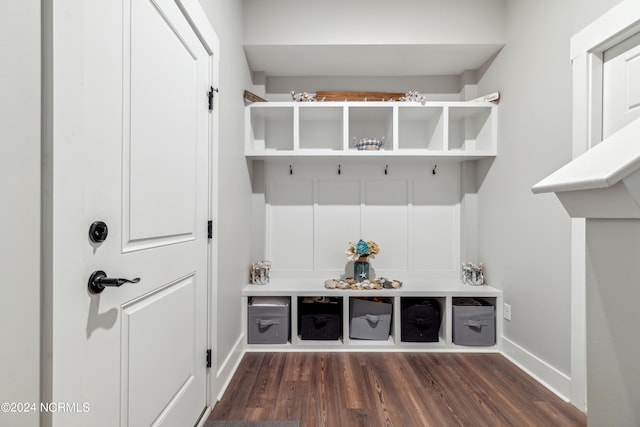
[[356, 239, 369, 256]]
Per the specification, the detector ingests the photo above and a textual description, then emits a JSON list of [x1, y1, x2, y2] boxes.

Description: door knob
[[88, 270, 140, 294]]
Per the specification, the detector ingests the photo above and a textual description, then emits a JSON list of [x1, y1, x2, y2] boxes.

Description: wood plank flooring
[[209, 352, 586, 427]]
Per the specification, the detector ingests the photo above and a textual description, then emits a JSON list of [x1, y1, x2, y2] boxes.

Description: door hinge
[[206, 349, 212, 368], [207, 220, 213, 239], [207, 86, 218, 111]]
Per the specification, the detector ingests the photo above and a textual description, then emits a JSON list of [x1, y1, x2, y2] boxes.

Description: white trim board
[[532, 117, 640, 195], [571, 0, 640, 60], [500, 337, 572, 403], [213, 334, 245, 403]]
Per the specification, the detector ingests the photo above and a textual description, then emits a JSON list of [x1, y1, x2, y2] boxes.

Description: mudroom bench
[[242, 279, 503, 352]]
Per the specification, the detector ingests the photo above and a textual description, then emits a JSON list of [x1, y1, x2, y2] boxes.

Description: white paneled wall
[[362, 179, 409, 272], [266, 178, 314, 270], [316, 179, 361, 269], [261, 161, 464, 279]]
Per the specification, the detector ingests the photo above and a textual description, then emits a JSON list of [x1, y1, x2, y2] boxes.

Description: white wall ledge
[[533, 117, 640, 194], [532, 118, 640, 219]]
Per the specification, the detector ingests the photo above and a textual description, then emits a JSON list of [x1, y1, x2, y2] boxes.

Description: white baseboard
[[501, 336, 572, 402], [195, 406, 212, 427], [212, 333, 246, 402]]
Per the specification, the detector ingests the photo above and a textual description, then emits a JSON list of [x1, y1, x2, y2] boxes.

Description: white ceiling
[[244, 43, 504, 77]]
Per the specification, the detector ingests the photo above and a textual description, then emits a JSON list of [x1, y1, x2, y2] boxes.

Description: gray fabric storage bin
[[349, 297, 392, 340], [248, 296, 290, 344], [452, 298, 495, 346]]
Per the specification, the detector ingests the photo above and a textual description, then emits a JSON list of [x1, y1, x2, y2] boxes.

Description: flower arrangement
[[346, 239, 380, 261]]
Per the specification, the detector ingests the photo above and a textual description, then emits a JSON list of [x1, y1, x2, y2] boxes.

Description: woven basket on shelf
[[354, 137, 384, 151]]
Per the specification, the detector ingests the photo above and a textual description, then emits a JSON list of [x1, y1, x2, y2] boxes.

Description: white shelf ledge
[[532, 118, 640, 218], [242, 278, 502, 297], [532, 118, 640, 194]]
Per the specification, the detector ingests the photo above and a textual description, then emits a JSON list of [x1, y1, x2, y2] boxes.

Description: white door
[[45, 0, 218, 426], [603, 31, 640, 138]]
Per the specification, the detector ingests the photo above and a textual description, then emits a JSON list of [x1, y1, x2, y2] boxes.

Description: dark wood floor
[[209, 352, 586, 427]]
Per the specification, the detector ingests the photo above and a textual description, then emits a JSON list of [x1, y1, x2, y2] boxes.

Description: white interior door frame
[[171, 0, 222, 394], [185, 0, 222, 410], [569, 0, 640, 412], [173, 0, 221, 415]]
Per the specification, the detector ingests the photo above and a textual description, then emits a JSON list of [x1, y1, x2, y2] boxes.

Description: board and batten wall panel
[[413, 164, 461, 273], [266, 178, 314, 270], [316, 179, 361, 270], [362, 180, 409, 272], [264, 162, 462, 278]]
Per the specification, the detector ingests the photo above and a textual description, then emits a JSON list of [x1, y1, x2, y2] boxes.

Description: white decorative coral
[[291, 91, 317, 102], [399, 90, 427, 105]]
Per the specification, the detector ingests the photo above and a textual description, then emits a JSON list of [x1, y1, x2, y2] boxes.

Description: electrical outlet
[[503, 303, 511, 321]]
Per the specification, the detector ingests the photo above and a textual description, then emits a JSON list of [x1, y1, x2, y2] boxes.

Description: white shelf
[[246, 101, 497, 161], [242, 278, 501, 297], [242, 279, 502, 352]]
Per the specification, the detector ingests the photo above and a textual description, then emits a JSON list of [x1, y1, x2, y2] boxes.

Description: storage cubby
[[242, 280, 502, 351], [299, 105, 344, 150], [452, 297, 496, 347], [398, 106, 444, 150], [448, 106, 493, 152], [400, 297, 444, 343], [247, 105, 294, 151], [246, 101, 496, 159], [348, 105, 394, 151], [247, 296, 291, 345], [349, 297, 394, 341], [298, 296, 342, 341]]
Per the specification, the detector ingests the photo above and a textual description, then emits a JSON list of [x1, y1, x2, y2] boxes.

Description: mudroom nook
[[242, 100, 502, 351]]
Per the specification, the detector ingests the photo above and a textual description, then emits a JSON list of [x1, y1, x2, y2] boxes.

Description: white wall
[[475, 0, 623, 400], [585, 219, 640, 426], [265, 76, 462, 101], [0, 1, 41, 426], [243, 0, 506, 99], [199, 0, 255, 400], [243, 0, 506, 46]]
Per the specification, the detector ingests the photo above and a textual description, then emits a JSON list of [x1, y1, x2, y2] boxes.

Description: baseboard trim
[[195, 406, 212, 427], [212, 333, 245, 402], [500, 336, 571, 402]]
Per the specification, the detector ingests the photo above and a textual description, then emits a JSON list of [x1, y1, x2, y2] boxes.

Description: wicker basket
[[354, 137, 384, 151]]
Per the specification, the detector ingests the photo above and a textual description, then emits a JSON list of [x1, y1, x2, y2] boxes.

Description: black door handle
[[88, 270, 140, 294]]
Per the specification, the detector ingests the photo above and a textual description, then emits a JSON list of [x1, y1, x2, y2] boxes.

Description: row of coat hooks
[[288, 164, 438, 175]]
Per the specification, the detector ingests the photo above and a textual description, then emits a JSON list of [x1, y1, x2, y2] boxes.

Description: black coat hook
[[432, 165, 438, 175], [338, 164, 341, 175], [384, 164, 388, 175], [289, 165, 293, 175]]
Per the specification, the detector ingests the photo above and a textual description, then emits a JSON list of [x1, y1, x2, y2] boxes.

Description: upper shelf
[[245, 101, 497, 162]]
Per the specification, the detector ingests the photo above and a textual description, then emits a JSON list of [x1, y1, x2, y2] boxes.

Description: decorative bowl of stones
[[354, 137, 384, 151]]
